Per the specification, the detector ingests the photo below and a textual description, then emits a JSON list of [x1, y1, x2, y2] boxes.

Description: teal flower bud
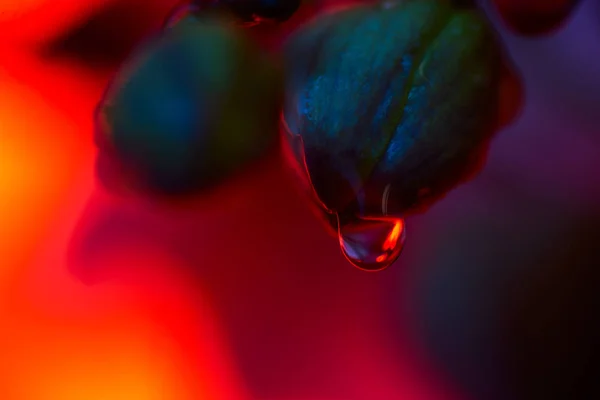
[[282, 0, 519, 270], [96, 12, 280, 195]]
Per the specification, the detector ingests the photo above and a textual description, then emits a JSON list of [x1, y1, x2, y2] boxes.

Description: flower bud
[[283, 0, 518, 221], [96, 12, 280, 196]]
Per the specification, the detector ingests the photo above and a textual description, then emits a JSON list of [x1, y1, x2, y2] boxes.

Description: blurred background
[[1, 1, 599, 399]]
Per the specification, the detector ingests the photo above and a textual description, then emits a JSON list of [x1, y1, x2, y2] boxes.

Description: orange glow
[[0, 31, 245, 400], [0, 245, 247, 400], [383, 219, 403, 251], [0, 69, 94, 309], [373, 219, 403, 263]]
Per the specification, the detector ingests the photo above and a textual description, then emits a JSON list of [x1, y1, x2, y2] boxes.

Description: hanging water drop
[[337, 216, 406, 272]]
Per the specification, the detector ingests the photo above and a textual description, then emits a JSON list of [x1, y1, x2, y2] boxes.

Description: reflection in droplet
[[338, 216, 406, 272], [281, 116, 407, 272]]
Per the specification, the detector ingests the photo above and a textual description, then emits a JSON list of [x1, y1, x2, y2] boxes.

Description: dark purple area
[[399, 1, 600, 398]]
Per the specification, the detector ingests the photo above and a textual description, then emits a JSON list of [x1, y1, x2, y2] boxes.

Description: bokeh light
[[1, 1, 599, 400]]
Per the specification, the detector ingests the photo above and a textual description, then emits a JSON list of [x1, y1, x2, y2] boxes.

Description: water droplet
[[338, 215, 406, 272], [281, 116, 407, 272]]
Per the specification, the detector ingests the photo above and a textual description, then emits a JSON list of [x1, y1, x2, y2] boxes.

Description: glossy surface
[[338, 216, 406, 271], [96, 13, 279, 195], [283, 0, 507, 268], [283, 118, 406, 271]]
